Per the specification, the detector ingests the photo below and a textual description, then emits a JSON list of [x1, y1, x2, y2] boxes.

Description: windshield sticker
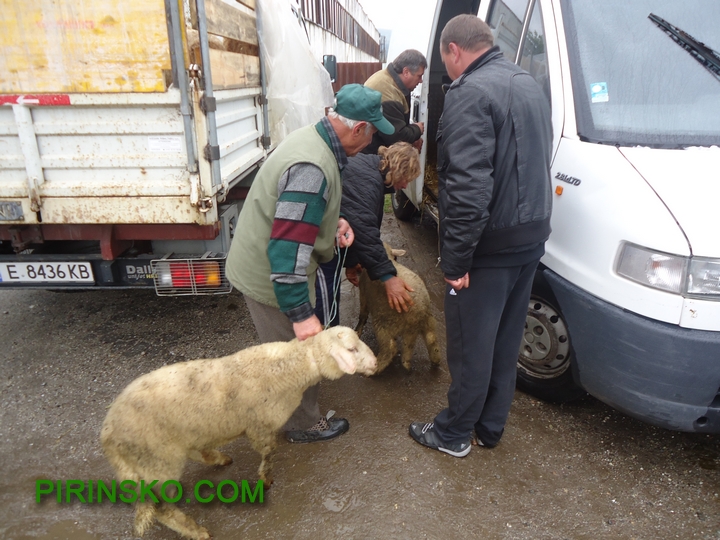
[[590, 82, 609, 103]]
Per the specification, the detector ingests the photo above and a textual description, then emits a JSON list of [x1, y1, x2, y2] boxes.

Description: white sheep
[[355, 244, 442, 374], [100, 326, 376, 540]]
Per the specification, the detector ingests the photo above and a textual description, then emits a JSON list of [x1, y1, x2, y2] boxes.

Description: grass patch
[[384, 194, 392, 214]]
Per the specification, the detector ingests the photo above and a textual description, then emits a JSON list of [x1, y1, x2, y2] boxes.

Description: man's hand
[[293, 315, 323, 341], [345, 264, 362, 287], [385, 276, 415, 313], [444, 273, 470, 291], [415, 121, 425, 134], [337, 218, 354, 248]]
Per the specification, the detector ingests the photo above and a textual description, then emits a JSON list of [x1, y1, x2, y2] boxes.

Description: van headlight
[[687, 258, 720, 297], [616, 243, 720, 299]]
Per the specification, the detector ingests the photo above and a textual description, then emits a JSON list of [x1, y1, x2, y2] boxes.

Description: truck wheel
[[391, 190, 417, 221], [516, 283, 586, 403]]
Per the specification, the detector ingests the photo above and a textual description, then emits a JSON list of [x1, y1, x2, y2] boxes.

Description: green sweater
[[226, 122, 343, 317]]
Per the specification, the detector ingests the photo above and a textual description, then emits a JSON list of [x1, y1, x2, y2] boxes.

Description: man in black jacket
[[409, 15, 553, 457], [314, 143, 420, 327], [362, 49, 426, 154], [342, 143, 419, 313]]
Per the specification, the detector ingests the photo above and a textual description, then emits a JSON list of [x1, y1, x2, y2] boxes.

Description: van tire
[[391, 190, 417, 221], [516, 277, 586, 403]]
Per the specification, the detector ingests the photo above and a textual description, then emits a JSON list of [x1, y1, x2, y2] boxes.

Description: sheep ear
[[331, 347, 357, 374], [391, 248, 406, 258]]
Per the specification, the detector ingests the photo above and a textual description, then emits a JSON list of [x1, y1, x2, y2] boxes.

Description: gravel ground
[[0, 212, 718, 540]]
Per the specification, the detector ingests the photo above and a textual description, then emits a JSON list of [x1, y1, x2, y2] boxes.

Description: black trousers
[[434, 259, 539, 446]]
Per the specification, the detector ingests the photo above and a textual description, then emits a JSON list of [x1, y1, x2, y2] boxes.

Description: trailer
[[0, 0, 380, 296]]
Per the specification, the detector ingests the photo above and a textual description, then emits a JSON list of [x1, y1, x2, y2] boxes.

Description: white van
[[398, 0, 720, 432]]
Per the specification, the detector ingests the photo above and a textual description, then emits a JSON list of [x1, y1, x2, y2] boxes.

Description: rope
[[323, 240, 349, 330]]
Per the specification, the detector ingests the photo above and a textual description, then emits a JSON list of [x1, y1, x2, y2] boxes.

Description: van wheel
[[391, 190, 417, 221], [516, 282, 586, 403]]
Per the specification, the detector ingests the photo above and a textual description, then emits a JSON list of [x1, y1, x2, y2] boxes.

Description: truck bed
[[0, 0, 264, 229]]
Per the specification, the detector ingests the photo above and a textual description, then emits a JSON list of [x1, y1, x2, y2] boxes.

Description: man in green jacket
[[362, 49, 427, 154], [226, 84, 394, 443]]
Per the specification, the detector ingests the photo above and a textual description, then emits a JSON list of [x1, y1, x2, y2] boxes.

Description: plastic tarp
[[257, 0, 335, 145]]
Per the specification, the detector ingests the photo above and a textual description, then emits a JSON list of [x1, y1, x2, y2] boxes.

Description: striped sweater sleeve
[[268, 163, 329, 322]]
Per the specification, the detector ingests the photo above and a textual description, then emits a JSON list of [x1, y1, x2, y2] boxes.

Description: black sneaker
[[409, 422, 471, 457], [285, 416, 349, 443]]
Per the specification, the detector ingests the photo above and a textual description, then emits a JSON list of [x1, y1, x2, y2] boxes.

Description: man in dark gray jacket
[[410, 14, 552, 457]]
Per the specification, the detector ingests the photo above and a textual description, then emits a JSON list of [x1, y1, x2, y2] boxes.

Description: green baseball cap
[[334, 84, 395, 135]]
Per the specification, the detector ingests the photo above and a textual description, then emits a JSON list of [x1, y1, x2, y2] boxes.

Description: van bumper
[[545, 270, 720, 433]]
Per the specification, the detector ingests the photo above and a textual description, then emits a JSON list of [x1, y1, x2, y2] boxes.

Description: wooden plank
[[236, 0, 256, 10], [204, 0, 257, 45], [0, 0, 170, 93], [208, 49, 260, 90]]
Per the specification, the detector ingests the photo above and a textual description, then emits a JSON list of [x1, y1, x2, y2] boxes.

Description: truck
[[400, 0, 720, 433], [0, 0, 381, 296]]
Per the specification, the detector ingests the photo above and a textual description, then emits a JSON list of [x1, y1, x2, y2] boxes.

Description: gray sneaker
[[409, 422, 471, 458]]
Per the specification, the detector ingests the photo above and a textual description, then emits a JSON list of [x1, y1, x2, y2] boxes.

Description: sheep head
[[311, 326, 377, 378], [382, 242, 406, 260]]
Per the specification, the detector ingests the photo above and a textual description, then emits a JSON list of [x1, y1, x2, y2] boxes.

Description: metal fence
[[300, 0, 381, 59]]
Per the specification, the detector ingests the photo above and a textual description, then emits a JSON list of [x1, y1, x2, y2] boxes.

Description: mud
[[0, 213, 718, 540]]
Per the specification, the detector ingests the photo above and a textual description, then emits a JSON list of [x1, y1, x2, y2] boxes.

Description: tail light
[[152, 254, 232, 296]]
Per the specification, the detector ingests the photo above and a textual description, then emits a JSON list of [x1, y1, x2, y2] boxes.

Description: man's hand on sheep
[[336, 218, 354, 248], [293, 314, 324, 341], [384, 276, 415, 313], [346, 264, 363, 287]]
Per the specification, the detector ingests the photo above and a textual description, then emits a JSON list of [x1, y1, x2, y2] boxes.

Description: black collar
[[461, 45, 502, 77]]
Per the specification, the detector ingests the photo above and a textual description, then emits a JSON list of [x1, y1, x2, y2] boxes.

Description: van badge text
[[555, 172, 582, 186]]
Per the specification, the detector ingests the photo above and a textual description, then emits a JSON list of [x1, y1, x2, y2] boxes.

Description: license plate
[[0, 262, 94, 283]]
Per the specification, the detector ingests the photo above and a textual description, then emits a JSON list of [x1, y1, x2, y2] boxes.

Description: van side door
[[483, 0, 563, 159]]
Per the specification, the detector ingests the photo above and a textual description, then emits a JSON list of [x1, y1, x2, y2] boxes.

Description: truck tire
[[391, 190, 417, 221], [516, 277, 586, 403]]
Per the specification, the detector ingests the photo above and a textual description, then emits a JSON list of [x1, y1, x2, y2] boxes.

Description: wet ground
[[1, 212, 719, 540]]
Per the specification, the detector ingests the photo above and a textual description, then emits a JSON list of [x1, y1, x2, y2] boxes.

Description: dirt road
[[1, 213, 718, 539]]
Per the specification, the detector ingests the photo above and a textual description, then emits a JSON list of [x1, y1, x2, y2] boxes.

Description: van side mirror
[[323, 55, 337, 82]]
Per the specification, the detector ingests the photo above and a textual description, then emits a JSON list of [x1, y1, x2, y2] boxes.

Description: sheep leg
[[102, 447, 166, 537], [355, 291, 369, 336], [189, 448, 233, 466], [247, 429, 277, 486], [399, 331, 419, 371], [133, 501, 157, 537], [423, 317, 442, 366], [374, 327, 397, 373], [155, 503, 211, 540]]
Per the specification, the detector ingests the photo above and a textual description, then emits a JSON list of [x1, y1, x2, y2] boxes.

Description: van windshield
[[561, 0, 720, 148]]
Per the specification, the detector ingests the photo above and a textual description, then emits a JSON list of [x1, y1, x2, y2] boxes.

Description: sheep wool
[[356, 244, 442, 374], [100, 326, 376, 540]]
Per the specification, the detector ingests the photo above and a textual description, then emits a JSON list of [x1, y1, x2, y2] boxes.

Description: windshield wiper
[[649, 13, 720, 80]]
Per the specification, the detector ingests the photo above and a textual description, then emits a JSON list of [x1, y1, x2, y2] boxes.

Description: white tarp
[[256, 0, 335, 145]]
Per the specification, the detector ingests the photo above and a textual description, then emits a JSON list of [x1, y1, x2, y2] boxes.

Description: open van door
[[394, 0, 563, 223], [392, 0, 482, 223]]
